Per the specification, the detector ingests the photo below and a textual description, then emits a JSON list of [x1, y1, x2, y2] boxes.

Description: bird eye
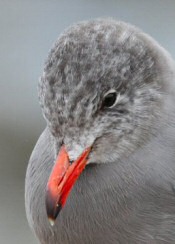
[[102, 90, 118, 108]]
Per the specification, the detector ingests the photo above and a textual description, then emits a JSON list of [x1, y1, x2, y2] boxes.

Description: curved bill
[[45, 145, 91, 226]]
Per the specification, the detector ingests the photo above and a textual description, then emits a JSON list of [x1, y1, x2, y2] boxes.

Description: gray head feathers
[[38, 18, 175, 162]]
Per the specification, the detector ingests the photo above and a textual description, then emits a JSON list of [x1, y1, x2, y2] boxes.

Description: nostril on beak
[[70, 160, 74, 164]]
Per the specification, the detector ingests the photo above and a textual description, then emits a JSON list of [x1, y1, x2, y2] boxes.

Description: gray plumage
[[25, 19, 175, 243]]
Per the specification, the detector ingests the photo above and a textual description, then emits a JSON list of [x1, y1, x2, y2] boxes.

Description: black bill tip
[[45, 190, 62, 226]]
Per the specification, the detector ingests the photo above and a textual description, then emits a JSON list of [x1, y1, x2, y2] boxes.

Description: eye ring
[[102, 89, 120, 109]]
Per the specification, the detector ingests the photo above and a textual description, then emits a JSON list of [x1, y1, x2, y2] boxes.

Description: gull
[[25, 18, 175, 244]]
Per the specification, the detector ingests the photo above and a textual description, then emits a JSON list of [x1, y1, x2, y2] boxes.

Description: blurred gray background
[[0, 0, 175, 243]]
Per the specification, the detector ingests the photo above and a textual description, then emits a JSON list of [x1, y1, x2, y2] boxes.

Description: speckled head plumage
[[38, 18, 174, 163]]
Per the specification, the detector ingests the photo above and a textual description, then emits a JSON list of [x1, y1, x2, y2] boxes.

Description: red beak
[[45, 145, 91, 226]]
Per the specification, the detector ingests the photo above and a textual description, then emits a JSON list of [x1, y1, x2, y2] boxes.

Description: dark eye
[[102, 90, 118, 108]]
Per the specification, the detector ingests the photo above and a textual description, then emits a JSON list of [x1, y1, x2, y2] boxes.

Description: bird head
[[38, 19, 171, 225]]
